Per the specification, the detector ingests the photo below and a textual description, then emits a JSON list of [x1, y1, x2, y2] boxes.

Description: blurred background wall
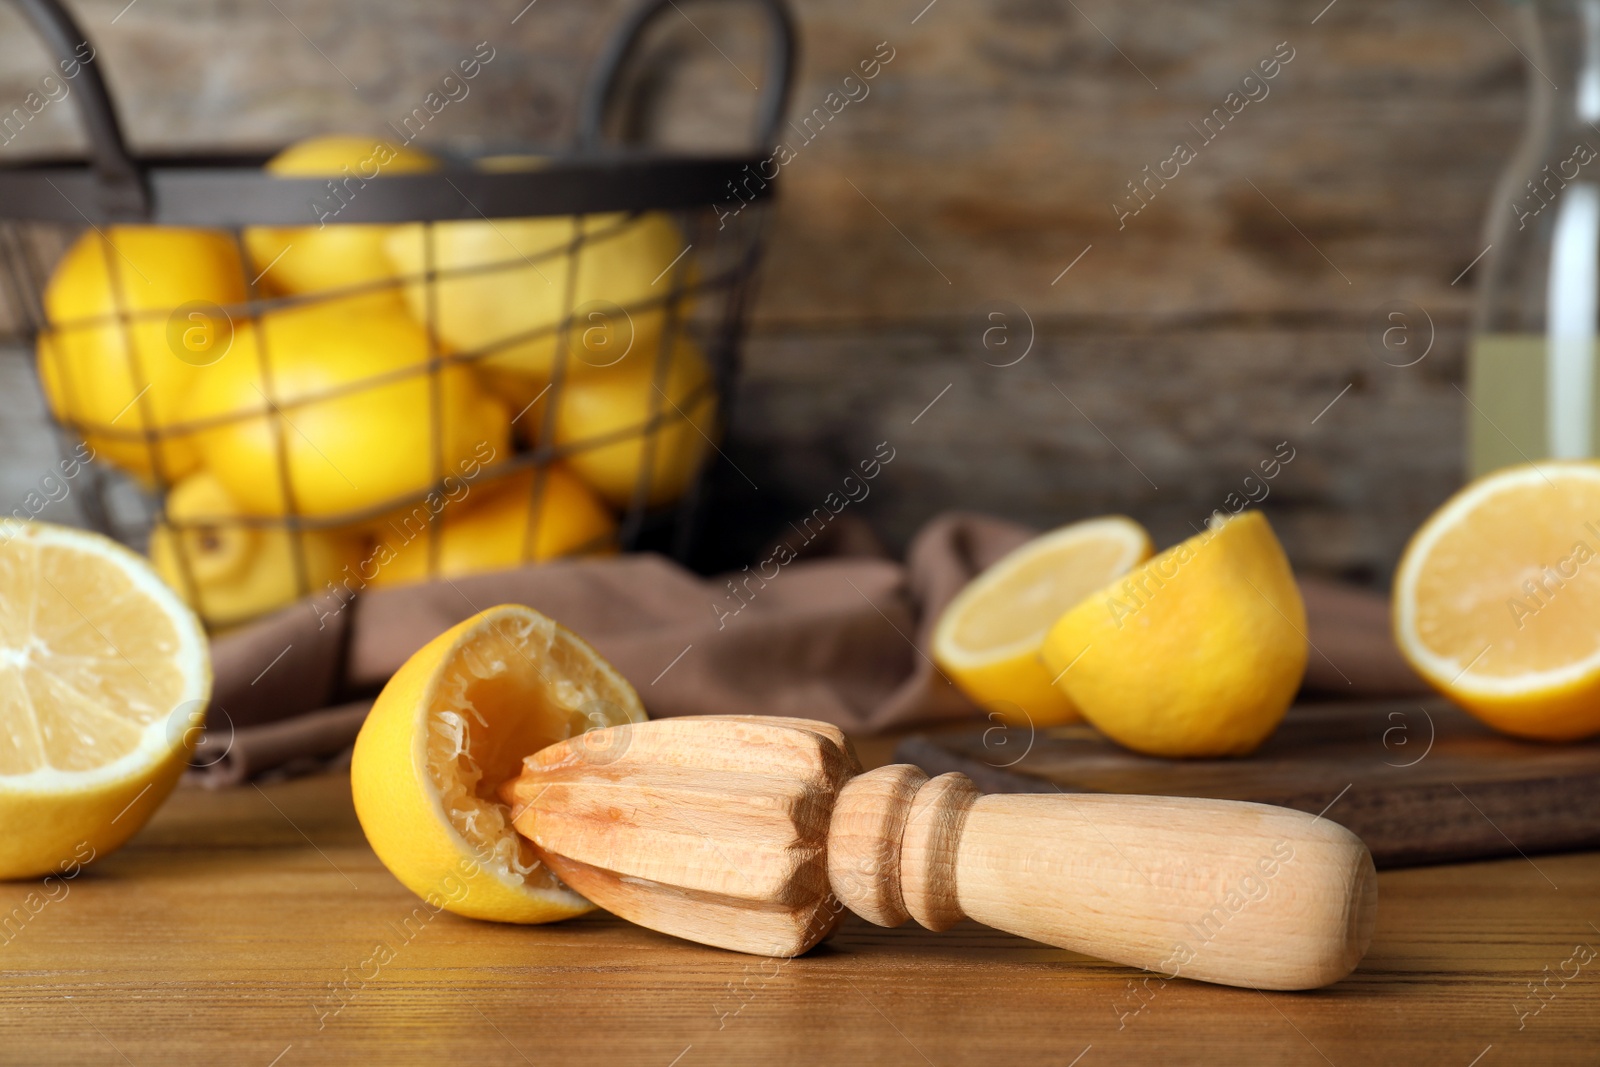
[[0, 0, 1524, 585]]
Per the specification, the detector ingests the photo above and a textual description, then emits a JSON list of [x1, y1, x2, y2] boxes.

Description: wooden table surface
[[3, 769, 1597, 1066]]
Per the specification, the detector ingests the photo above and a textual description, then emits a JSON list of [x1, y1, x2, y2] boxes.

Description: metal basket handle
[[11, 0, 149, 218], [576, 0, 796, 153]]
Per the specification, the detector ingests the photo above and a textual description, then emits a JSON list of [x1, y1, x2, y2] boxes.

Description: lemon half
[[0, 522, 211, 879], [1042, 511, 1307, 757], [351, 604, 644, 922], [1394, 461, 1600, 740]]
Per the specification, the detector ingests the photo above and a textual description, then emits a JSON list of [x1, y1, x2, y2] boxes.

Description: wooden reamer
[[499, 716, 1376, 990]]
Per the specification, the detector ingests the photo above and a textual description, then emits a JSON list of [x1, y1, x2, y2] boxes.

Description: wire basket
[[0, 0, 793, 630]]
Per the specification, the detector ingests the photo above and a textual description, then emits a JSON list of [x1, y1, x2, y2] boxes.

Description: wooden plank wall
[[0, 0, 1527, 582]]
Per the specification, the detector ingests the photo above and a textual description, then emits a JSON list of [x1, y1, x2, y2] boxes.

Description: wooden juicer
[[500, 715, 1376, 990]]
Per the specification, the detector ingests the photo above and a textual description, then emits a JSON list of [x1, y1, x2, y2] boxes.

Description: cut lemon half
[[351, 604, 645, 922], [0, 522, 211, 880], [1394, 461, 1600, 741], [932, 516, 1153, 726], [1041, 511, 1306, 757]]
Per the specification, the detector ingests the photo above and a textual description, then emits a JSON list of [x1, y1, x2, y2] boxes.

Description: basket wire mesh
[[0, 0, 793, 630]]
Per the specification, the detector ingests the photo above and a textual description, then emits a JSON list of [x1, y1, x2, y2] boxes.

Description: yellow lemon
[[1394, 461, 1600, 741], [1041, 511, 1307, 758], [368, 465, 616, 588], [150, 471, 364, 629], [243, 135, 439, 299], [553, 337, 718, 507], [0, 521, 210, 879], [38, 227, 247, 483], [932, 516, 1152, 727], [181, 304, 510, 519], [351, 603, 645, 922], [384, 209, 689, 385]]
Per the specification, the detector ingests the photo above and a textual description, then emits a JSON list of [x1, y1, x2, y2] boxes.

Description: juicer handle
[[827, 766, 1378, 991]]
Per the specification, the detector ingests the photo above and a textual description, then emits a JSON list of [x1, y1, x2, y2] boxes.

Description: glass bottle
[[1471, 0, 1600, 474]]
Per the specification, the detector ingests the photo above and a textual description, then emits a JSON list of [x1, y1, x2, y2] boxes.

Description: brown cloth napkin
[[194, 512, 1427, 786]]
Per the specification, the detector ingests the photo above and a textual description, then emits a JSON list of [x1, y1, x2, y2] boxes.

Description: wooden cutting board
[[894, 701, 1600, 868]]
